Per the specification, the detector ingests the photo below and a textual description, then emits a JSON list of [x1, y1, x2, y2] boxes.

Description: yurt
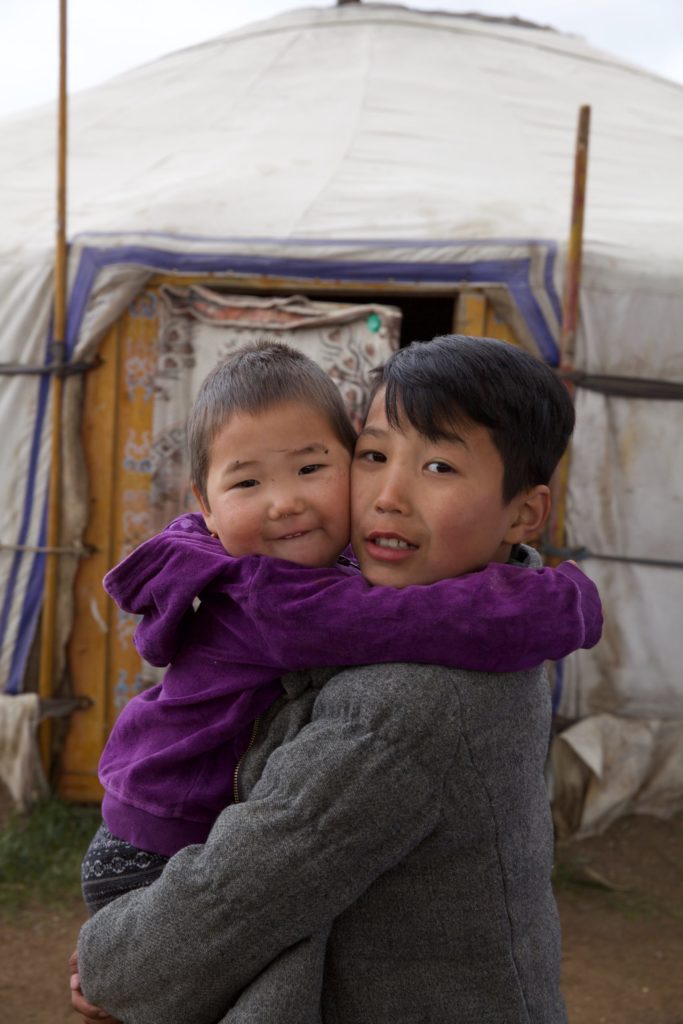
[[1, 3, 682, 835]]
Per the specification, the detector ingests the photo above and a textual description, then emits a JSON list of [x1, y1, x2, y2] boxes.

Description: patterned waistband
[[81, 822, 169, 915]]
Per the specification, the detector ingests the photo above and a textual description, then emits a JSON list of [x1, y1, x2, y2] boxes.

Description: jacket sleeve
[[212, 557, 602, 673], [106, 512, 602, 672], [102, 517, 239, 666], [77, 664, 459, 1024]]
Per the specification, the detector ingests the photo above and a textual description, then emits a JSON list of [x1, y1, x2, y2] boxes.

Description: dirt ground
[[555, 812, 683, 1023], [1, 811, 682, 1023]]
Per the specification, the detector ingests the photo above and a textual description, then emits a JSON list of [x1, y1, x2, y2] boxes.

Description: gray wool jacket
[[78, 657, 567, 1024]]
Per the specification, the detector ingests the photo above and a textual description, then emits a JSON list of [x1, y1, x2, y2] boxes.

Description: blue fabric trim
[[552, 659, 565, 714], [65, 248, 101, 357], [543, 246, 562, 325], [66, 245, 559, 362], [1, 367, 51, 693], [72, 230, 559, 250], [5, 504, 48, 694]]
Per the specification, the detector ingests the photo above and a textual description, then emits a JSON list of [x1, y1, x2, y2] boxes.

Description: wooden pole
[[560, 104, 591, 379], [38, 0, 68, 772], [547, 105, 590, 562]]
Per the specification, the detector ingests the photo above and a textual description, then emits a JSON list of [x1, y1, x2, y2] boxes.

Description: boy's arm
[[76, 664, 456, 1024], [233, 555, 601, 672], [108, 513, 601, 672]]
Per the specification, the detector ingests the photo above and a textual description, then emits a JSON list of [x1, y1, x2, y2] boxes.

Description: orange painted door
[[60, 289, 161, 802]]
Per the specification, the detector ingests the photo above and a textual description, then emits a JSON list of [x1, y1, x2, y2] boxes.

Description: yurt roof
[[1, 3, 682, 267]]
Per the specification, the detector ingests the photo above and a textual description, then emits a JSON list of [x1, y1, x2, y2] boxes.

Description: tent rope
[[0, 357, 100, 377], [541, 542, 683, 571], [557, 369, 683, 401], [39, 695, 93, 720], [0, 542, 93, 556]]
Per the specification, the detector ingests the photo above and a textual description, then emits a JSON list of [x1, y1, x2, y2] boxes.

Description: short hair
[[372, 335, 575, 503], [189, 339, 357, 505]]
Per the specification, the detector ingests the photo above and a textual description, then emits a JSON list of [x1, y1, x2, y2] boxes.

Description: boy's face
[[194, 400, 351, 567], [351, 389, 544, 588]]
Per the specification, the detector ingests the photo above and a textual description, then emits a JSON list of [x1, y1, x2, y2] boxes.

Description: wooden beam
[[38, 0, 68, 773], [548, 105, 591, 562]]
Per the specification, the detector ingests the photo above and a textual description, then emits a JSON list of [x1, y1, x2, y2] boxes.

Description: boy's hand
[[69, 951, 121, 1024]]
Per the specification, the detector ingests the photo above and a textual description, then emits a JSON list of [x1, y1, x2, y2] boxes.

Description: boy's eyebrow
[[224, 459, 260, 474], [224, 443, 330, 473], [279, 443, 330, 457], [356, 427, 386, 440], [358, 425, 468, 447], [437, 429, 469, 447]]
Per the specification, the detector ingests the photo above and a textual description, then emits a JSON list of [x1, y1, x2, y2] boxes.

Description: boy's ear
[[503, 484, 551, 544], [191, 483, 215, 533]]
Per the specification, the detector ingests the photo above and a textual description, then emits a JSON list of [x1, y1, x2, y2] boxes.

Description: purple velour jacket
[[99, 513, 602, 856]]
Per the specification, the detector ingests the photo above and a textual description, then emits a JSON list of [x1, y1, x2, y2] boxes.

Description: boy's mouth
[[373, 537, 413, 550], [276, 529, 313, 541], [365, 531, 418, 560]]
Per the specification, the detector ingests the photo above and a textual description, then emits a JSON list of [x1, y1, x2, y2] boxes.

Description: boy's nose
[[267, 492, 305, 520], [373, 470, 411, 515]]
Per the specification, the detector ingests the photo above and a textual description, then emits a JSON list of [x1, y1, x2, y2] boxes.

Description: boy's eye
[[357, 450, 386, 463], [233, 479, 259, 489], [299, 464, 322, 476], [425, 460, 454, 474]]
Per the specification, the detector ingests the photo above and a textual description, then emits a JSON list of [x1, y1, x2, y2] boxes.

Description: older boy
[[75, 335, 581, 1022]]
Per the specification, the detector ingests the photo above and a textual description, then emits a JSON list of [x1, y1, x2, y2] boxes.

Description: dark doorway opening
[[206, 279, 459, 349]]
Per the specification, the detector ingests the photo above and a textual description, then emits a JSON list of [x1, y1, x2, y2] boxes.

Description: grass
[[0, 797, 101, 914]]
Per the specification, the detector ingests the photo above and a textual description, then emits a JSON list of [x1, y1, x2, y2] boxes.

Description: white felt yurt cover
[[1, 4, 682, 834]]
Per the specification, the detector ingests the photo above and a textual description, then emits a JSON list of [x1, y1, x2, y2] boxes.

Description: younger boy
[[81, 339, 599, 917], [76, 335, 586, 1023]]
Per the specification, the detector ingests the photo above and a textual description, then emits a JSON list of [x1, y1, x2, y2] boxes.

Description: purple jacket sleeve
[[104, 514, 602, 673], [212, 557, 601, 673]]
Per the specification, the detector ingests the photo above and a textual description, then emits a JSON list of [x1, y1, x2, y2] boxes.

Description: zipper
[[233, 716, 261, 805]]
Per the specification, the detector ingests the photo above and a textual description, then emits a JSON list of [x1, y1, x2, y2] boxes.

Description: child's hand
[[69, 950, 121, 1024]]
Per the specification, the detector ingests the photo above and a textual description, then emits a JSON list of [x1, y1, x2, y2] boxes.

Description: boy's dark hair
[[373, 334, 575, 503], [189, 339, 357, 505]]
